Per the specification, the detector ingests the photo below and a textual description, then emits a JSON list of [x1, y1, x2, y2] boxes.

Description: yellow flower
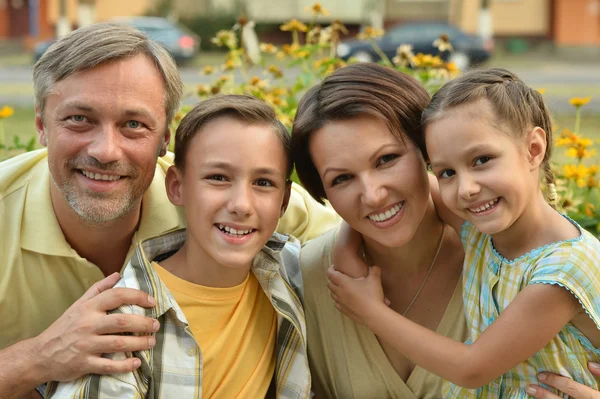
[[267, 65, 284, 79], [307, 26, 323, 44], [281, 44, 299, 55], [569, 97, 591, 107], [211, 30, 238, 49], [277, 113, 293, 127], [202, 66, 214, 75], [563, 164, 589, 180], [330, 19, 349, 36], [305, 2, 329, 17], [293, 49, 310, 59], [280, 19, 308, 33], [197, 84, 211, 97], [566, 147, 597, 159], [221, 59, 238, 71], [585, 203, 596, 217], [433, 34, 453, 52], [556, 128, 580, 147], [259, 43, 278, 54], [357, 26, 385, 40], [249, 76, 269, 89], [0, 106, 14, 119], [445, 61, 459, 73], [536, 88, 546, 95], [214, 75, 230, 87], [589, 165, 599, 176]]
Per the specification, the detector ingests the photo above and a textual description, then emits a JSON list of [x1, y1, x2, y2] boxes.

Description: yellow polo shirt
[[0, 149, 340, 349]]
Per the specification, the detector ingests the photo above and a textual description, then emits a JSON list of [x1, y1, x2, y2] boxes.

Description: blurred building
[[1, 0, 598, 48]]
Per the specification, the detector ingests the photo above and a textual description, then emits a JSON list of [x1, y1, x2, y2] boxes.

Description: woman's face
[[310, 115, 430, 248]]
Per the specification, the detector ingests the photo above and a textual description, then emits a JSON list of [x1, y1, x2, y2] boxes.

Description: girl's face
[[425, 100, 538, 236], [310, 115, 430, 248]]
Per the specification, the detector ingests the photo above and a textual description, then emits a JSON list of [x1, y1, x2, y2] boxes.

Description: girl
[[329, 68, 600, 398]]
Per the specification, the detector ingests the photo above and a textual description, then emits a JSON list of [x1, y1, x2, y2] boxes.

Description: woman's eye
[[256, 179, 274, 187], [474, 156, 491, 166], [439, 169, 456, 179], [126, 120, 143, 129], [377, 154, 398, 166], [331, 174, 351, 186]]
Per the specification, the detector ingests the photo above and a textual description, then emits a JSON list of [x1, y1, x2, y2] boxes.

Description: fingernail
[[148, 336, 156, 347], [538, 373, 546, 381], [525, 386, 537, 395], [133, 358, 141, 368], [590, 362, 600, 371], [152, 320, 160, 331], [148, 296, 156, 305]]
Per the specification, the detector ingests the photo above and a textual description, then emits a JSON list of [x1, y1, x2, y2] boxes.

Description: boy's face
[[171, 117, 290, 273]]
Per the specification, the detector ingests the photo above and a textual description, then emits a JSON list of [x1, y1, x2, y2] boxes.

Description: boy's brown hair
[[174, 94, 292, 178], [421, 68, 556, 205], [291, 63, 430, 204]]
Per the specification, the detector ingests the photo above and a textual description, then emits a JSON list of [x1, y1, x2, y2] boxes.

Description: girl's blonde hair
[[421, 68, 557, 206]]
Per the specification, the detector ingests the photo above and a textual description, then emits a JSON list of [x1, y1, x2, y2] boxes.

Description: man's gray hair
[[33, 23, 183, 125]]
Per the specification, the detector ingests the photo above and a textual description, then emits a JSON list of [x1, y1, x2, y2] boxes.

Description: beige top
[[301, 228, 469, 399]]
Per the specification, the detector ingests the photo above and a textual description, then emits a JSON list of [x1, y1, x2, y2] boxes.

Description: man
[[0, 23, 339, 399]]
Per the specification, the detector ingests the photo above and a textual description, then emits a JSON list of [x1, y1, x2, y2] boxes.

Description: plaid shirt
[[46, 229, 310, 399]]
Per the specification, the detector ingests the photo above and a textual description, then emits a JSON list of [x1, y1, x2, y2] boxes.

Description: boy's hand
[[333, 222, 368, 278], [327, 266, 387, 324]]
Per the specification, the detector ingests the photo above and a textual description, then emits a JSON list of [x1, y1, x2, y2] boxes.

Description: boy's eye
[[439, 169, 456, 179], [207, 175, 227, 182], [256, 178, 274, 187], [377, 154, 398, 166], [474, 156, 491, 166], [331, 174, 351, 186]]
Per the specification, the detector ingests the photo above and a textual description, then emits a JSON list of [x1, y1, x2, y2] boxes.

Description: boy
[[46, 95, 310, 398]]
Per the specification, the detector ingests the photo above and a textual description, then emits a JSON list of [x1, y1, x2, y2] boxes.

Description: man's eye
[[377, 154, 398, 166], [474, 156, 491, 166], [126, 120, 142, 129], [256, 179, 274, 187], [70, 115, 86, 122], [439, 169, 456, 179], [331, 174, 351, 186]]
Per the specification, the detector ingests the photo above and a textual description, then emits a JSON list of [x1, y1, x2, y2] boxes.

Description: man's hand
[[0, 273, 160, 399], [525, 363, 600, 398]]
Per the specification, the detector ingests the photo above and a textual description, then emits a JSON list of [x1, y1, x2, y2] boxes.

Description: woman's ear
[[165, 165, 184, 206], [526, 126, 547, 170]]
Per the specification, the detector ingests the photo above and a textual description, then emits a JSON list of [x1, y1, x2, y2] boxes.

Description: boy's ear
[[526, 126, 547, 170], [165, 165, 184, 206], [35, 107, 48, 147], [280, 181, 292, 218]]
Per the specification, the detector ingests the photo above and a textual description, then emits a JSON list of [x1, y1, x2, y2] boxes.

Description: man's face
[[36, 54, 170, 224]]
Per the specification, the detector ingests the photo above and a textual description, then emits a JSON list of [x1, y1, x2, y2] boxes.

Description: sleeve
[[529, 241, 600, 331], [276, 183, 341, 244], [45, 353, 146, 399]]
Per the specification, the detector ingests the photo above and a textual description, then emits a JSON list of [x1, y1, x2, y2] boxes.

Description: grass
[[2, 105, 598, 166]]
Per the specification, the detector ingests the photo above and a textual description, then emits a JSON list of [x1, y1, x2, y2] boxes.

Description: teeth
[[469, 198, 499, 213], [218, 224, 253, 236], [368, 202, 404, 222], [81, 170, 121, 181]]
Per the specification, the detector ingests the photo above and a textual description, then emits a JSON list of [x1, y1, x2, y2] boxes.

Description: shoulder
[[300, 228, 338, 283], [0, 149, 48, 198]]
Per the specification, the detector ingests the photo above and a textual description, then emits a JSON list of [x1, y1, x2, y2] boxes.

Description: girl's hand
[[525, 363, 600, 398], [327, 266, 386, 325], [333, 222, 369, 278]]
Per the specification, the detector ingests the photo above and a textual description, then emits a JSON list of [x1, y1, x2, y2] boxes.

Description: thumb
[[589, 362, 600, 376], [78, 272, 121, 302], [368, 265, 382, 281]]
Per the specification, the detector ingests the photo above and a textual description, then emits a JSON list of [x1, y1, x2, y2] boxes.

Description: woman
[[291, 63, 600, 399]]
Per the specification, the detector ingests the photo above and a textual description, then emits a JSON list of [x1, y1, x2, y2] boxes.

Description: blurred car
[[336, 22, 493, 70], [34, 17, 200, 64]]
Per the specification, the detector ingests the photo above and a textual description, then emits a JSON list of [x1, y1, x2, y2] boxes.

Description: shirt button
[[187, 347, 196, 356]]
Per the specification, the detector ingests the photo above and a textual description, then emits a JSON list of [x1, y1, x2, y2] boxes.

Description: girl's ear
[[526, 126, 547, 170], [165, 165, 185, 206]]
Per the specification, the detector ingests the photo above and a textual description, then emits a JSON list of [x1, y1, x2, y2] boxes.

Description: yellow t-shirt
[[153, 263, 276, 399]]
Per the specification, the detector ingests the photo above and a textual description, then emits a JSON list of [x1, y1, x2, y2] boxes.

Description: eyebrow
[[429, 144, 495, 169], [322, 143, 402, 178], [203, 161, 283, 177]]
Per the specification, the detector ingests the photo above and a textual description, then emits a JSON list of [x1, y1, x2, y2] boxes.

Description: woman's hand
[[525, 362, 600, 398], [327, 265, 387, 325]]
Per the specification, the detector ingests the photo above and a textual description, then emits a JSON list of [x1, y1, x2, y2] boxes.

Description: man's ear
[[280, 181, 292, 218], [165, 165, 184, 206], [159, 128, 171, 157], [527, 126, 547, 170], [35, 107, 47, 147]]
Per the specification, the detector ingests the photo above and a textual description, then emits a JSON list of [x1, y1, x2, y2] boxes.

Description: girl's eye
[[331, 174, 351, 186], [439, 169, 456, 179], [377, 154, 399, 166], [256, 179, 274, 187], [126, 120, 143, 129], [474, 156, 491, 166]]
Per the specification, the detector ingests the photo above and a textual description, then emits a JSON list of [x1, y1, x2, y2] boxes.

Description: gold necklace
[[360, 225, 446, 317]]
